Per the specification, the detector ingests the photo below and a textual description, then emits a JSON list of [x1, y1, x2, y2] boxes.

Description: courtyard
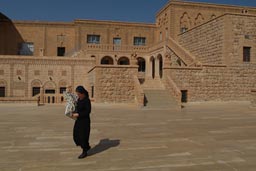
[[0, 102, 256, 171]]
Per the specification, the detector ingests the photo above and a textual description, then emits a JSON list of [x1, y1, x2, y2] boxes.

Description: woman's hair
[[76, 86, 89, 98]]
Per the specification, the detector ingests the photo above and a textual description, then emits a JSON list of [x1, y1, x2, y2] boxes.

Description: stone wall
[[178, 16, 225, 65], [226, 14, 256, 64], [167, 64, 256, 102], [0, 56, 94, 100], [92, 65, 137, 103]]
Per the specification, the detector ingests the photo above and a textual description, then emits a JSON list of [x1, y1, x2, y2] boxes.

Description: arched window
[[195, 13, 204, 26], [118, 57, 130, 65], [137, 57, 146, 72], [101, 56, 114, 65], [180, 12, 191, 33]]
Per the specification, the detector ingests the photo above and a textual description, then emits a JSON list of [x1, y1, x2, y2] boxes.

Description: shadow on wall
[[88, 138, 120, 156], [0, 12, 25, 55]]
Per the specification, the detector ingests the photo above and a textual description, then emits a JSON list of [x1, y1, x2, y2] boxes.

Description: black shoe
[[78, 151, 87, 159]]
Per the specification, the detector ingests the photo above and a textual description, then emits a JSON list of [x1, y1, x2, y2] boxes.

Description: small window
[[181, 90, 188, 103], [134, 37, 146, 46], [32, 87, 40, 96], [180, 27, 188, 33], [87, 35, 100, 44], [59, 87, 66, 94], [57, 47, 65, 56], [19, 42, 34, 56], [243, 47, 251, 62], [159, 32, 162, 41], [91, 86, 94, 98], [0, 87, 5, 97]]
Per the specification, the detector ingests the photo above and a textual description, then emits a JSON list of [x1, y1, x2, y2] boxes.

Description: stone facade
[[0, 1, 256, 106]]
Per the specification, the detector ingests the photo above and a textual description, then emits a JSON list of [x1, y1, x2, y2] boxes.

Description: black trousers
[[73, 118, 91, 150]]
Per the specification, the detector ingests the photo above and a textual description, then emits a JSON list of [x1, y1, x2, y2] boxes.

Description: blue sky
[[0, 0, 255, 23]]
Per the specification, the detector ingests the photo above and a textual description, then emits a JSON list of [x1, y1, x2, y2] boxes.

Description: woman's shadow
[[88, 138, 120, 156]]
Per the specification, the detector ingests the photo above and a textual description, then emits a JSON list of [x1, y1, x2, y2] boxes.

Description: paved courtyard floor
[[0, 102, 256, 171]]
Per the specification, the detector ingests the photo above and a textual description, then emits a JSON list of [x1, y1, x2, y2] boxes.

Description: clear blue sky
[[0, 0, 255, 23]]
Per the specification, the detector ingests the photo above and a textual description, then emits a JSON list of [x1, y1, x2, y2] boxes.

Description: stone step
[[143, 89, 179, 109]]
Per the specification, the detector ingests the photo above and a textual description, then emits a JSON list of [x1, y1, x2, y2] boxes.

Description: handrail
[[163, 76, 182, 107], [86, 44, 149, 53], [166, 37, 197, 66]]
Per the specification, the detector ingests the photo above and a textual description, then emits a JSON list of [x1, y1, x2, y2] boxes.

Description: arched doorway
[[150, 57, 155, 79], [31, 79, 42, 97], [118, 57, 130, 65], [44, 81, 56, 104], [101, 56, 114, 65], [0, 80, 7, 97], [137, 57, 146, 72], [157, 54, 163, 78]]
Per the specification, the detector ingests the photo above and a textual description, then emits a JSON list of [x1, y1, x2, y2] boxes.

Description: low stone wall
[[166, 64, 256, 102], [251, 90, 256, 107], [91, 65, 138, 103]]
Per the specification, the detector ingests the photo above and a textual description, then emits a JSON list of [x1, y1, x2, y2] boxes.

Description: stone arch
[[150, 56, 155, 79], [44, 81, 57, 93], [0, 79, 7, 97], [31, 79, 42, 87], [211, 14, 216, 20], [195, 13, 204, 26], [31, 79, 42, 97], [118, 56, 130, 65], [137, 57, 146, 72], [180, 12, 191, 33], [59, 80, 67, 88], [101, 56, 114, 65], [157, 54, 163, 78]]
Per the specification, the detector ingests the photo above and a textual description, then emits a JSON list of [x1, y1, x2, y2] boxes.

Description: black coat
[[73, 97, 91, 150]]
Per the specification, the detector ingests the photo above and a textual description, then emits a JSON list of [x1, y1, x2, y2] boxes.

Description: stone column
[[145, 57, 152, 80]]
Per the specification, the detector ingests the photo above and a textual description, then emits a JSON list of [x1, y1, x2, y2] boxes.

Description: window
[[134, 37, 146, 46], [159, 32, 162, 41], [45, 89, 55, 94], [118, 57, 130, 65], [34, 70, 40, 76], [32, 87, 40, 96], [87, 35, 100, 44], [19, 42, 34, 56], [48, 70, 53, 76], [0, 87, 5, 97], [181, 27, 188, 33], [243, 47, 251, 62], [91, 86, 94, 98], [57, 47, 65, 56], [101, 56, 114, 65], [59, 87, 66, 94], [0, 70, 4, 75], [113, 38, 121, 45], [181, 90, 188, 103]]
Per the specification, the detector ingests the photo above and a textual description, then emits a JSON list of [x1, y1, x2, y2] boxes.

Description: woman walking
[[72, 86, 91, 159]]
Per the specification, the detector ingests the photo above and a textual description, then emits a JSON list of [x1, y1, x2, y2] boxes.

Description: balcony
[[86, 44, 149, 53]]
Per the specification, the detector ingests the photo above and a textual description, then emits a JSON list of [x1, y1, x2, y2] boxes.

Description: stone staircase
[[143, 89, 179, 109], [141, 78, 179, 109], [142, 78, 165, 90]]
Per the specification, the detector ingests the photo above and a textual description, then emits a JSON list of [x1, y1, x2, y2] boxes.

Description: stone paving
[[0, 102, 256, 171]]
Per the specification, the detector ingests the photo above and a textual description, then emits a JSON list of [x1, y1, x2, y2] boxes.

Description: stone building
[[0, 0, 256, 107]]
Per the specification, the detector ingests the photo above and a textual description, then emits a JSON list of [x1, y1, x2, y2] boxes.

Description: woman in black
[[72, 86, 91, 159]]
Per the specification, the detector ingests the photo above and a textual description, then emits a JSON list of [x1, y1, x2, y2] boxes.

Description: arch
[[195, 13, 204, 26], [31, 79, 42, 97], [137, 57, 146, 72], [150, 56, 155, 79], [157, 54, 163, 78], [44, 81, 56, 90], [59, 80, 67, 88], [31, 79, 42, 87], [0, 79, 7, 97], [101, 56, 114, 65], [118, 57, 130, 65], [180, 12, 191, 33], [211, 14, 216, 20]]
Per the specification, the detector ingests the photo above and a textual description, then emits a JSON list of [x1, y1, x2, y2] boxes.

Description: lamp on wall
[[49, 77, 52, 81], [18, 76, 21, 80]]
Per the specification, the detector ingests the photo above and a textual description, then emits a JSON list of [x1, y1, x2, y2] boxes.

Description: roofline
[[156, 0, 256, 17], [12, 19, 156, 28], [74, 19, 156, 27]]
